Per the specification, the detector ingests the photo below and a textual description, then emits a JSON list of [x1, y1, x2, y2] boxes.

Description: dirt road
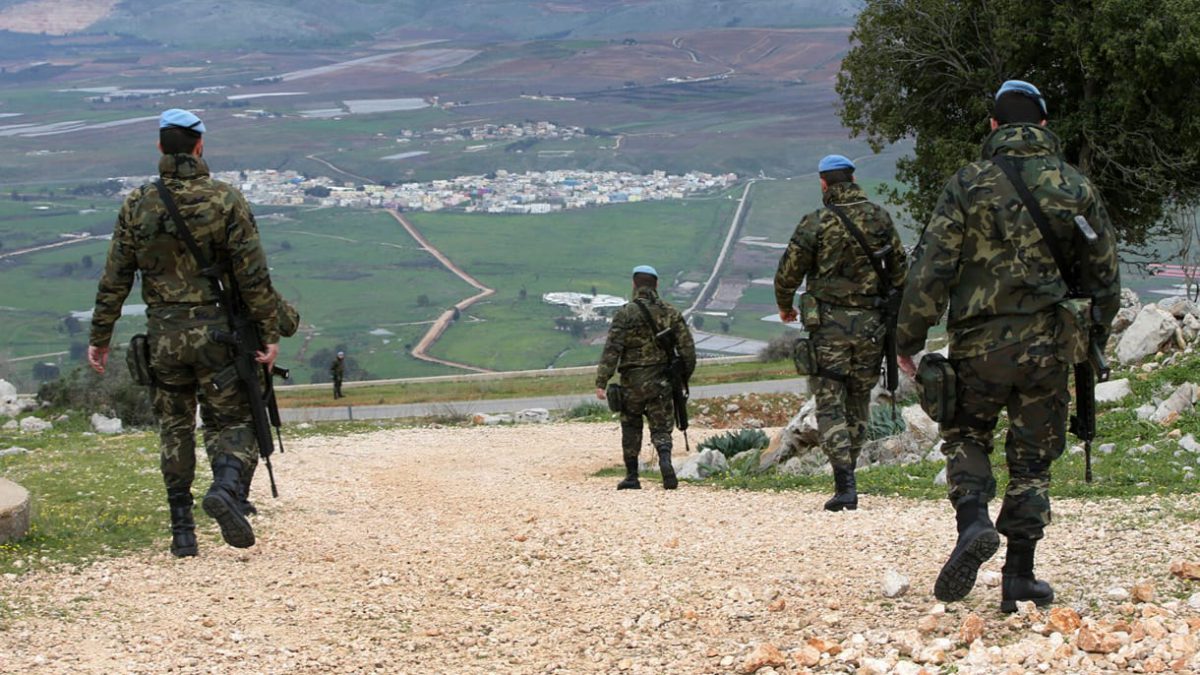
[[2, 424, 1198, 673]]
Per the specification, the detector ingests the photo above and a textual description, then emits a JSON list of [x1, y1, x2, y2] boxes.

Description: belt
[[619, 362, 668, 372], [147, 303, 226, 321]]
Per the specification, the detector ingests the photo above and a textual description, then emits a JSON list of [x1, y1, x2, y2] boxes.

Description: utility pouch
[[209, 363, 241, 395], [791, 334, 818, 376], [605, 383, 625, 413], [1055, 297, 1092, 364], [799, 293, 821, 329], [917, 352, 956, 424], [125, 334, 154, 387]]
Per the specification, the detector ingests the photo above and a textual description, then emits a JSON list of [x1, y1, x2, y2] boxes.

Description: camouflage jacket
[[896, 124, 1121, 358], [774, 182, 907, 315], [595, 286, 696, 388], [330, 358, 345, 378], [89, 154, 280, 347]]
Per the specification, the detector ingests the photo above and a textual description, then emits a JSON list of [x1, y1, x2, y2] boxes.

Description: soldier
[[330, 351, 345, 399], [595, 266, 696, 490], [87, 108, 281, 556], [895, 81, 1120, 612], [774, 155, 907, 512]]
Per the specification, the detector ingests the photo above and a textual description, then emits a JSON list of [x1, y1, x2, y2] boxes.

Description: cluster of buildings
[[403, 120, 588, 143], [154, 168, 740, 214]]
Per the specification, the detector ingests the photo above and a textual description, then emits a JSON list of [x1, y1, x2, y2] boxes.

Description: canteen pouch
[[605, 383, 625, 413], [799, 293, 821, 329], [917, 352, 956, 424], [792, 334, 818, 376], [1055, 297, 1092, 364], [125, 334, 154, 387]]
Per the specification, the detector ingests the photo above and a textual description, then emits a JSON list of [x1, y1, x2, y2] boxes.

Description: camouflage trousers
[[148, 307, 258, 492], [942, 339, 1068, 543], [619, 366, 674, 460], [812, 324, 885, 470]]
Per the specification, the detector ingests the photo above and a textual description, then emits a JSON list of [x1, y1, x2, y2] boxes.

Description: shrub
[[37, 365, 155, 427], [866, 403, 906, 441], [698, 428, 769, 458], [759, 335, 796, 362], [564, 401, 611, 420]]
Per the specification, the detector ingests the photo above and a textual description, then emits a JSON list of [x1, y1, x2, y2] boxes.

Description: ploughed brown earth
[[2, 423, 1199, 674]]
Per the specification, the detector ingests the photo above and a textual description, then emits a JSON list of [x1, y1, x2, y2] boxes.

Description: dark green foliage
[[838, 0, 1200, 245], [698, 428, 770, 458], [37, 366, 156, 427], [866, 403, 906, 441], [759, 334, 796, 362]]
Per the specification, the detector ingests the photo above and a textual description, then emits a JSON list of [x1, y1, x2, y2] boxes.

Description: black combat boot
[[658, 447, 678, 490], [934, 494, 1000, 602], [823, 465, 858, 512], [239, 462, 258, 516], [617, 453, 641, 490], [202, 455, 256, 548], [167, 489, 198, 558], [1000, 539, 1054, 613]]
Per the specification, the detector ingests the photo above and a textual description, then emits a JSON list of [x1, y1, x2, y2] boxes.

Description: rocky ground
[[2, 423, 1200, 674]]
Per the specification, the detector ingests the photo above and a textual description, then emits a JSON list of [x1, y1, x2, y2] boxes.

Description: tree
[[416, 294, 430, 307], [838, 0, 1200, 246], [720, 320, 731, 333], [80, 254, 93, 269], [518, 287, 527, 301], [692, 315, 705, 330]]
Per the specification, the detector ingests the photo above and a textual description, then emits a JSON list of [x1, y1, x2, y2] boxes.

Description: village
[[120, 165, 738, 214]]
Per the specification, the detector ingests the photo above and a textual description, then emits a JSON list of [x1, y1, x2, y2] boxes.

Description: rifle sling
[[153, 180, 231, 307], [991, 155, 1078, 295], [827, 203, 890, 301]]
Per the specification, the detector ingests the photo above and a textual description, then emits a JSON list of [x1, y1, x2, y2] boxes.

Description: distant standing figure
[[595, 266, 696, 490], [331, 351, 346, 399], [773, 154, 907, 512]]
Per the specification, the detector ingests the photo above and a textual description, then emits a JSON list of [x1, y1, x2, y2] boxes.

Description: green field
[[409, 190, 740, 370]]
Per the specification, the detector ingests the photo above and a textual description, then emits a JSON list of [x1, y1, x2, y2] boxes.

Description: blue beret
[[159, 108, 205, 134], [818, 154, 855, 173], [995, 80, 1047, 115], [632, 265, 658, 278]]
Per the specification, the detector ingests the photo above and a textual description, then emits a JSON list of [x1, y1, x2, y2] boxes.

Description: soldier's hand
[[595, 387, 606, 400], [256, 343, 280, 369], [87, 345, 109, 374], [779, 308, 799, 323], [898, 354, 917, 378]]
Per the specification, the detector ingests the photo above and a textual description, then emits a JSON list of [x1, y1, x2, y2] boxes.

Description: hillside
[[0, 0, 858, 46]]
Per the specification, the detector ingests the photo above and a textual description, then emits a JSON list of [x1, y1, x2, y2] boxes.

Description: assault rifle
[[633, 300, 692, 452], [1069, 317, 1111, 483], [155, 181, 287, 498]]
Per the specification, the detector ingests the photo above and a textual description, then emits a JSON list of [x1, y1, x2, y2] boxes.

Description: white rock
[[1106, 587, 1130, 602], [1095, 379, 1133, 404], [902, 404, 939, 443], [724, 403, 740, 413], [673, 449, 728, 481], [1181, 435, 1200, 453], [882, 569, 910, 598], [90, 413, 123, 435], [858, 657, 890, 675], [0, 379, 19, 418], [1111, 307, 1138, 333], [1, 420, 15, 431], [1098, 443, 1116, 455], [1158, 296, 1197, 319], [297, 422, 312, 429], [761, 398, 819, 469], [892, 662, 923, 675], [1136, 403, 1157, 421], [1120, 288, 1141, 310], [1151, 383, 1196, 424], [0, 447, 29, 458], [514, 408, 550, 424], [1188, 593, 1200, 611], [934, 466, 947, 486], [18, 417, 51, 433], [1184, 314, 1200, 342], [1117, 306, 1179, 364], [980, 570, 1002, 587]]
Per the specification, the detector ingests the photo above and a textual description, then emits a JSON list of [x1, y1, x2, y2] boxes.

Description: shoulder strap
[[632, 299, 671, 355], [153, 180, 229, 299], [827, 203, 889, 295], [992, 155, 1077, 294]]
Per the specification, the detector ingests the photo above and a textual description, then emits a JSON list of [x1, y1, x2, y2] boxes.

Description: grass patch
[[274, 358, 795, 408]]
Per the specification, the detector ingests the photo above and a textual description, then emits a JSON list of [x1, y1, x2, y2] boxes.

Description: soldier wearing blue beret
[[595, 266, 696, 490], [774, 154, 908, 512], [895, 80, 1120, 612]]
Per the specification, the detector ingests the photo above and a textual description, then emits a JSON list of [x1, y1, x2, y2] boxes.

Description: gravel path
[[2, 423, 1199, 674]]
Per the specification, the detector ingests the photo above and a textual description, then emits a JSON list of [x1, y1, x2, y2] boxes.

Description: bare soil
[[1, 423, 1198, 674]]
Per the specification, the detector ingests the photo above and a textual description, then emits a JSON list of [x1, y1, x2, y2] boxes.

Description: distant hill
[[0, 0, 859, 47]]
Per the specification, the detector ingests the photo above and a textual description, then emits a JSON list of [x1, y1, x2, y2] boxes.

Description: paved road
[[279, 377, 809, 422]]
